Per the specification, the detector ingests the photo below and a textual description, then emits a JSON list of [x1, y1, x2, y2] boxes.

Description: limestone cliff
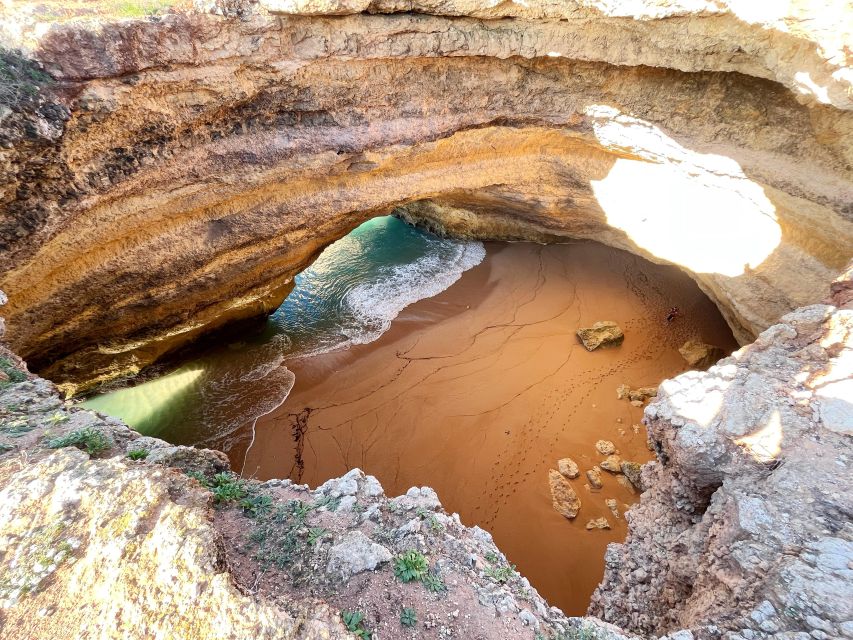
[[590, 266, 853, 638], [0, 0, 851, 393]]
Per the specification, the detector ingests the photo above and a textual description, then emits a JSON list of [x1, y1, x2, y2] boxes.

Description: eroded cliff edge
[[1, 0, 851, 393], [0, 269, 850, 639]]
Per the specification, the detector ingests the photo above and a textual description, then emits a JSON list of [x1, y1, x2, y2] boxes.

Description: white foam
[[342, 240, 486, 345]]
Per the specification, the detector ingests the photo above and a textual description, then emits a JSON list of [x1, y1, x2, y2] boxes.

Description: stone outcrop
[[590, 271, 853, 638], [0, 1, 851, 392]]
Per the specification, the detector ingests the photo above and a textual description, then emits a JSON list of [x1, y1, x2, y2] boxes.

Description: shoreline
[[216, 239, 738, 614]]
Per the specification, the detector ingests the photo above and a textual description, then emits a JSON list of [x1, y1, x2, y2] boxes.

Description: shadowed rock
[[678, 340, 725, 370]]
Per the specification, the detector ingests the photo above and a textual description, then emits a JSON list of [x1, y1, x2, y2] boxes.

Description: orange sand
[[222, 240, 737, 615]]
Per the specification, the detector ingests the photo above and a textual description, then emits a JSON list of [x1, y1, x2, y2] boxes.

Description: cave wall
[[0, 1, 851, 393]]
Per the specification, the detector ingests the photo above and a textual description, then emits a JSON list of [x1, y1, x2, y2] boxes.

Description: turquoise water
[[83, 216, 485, 446]]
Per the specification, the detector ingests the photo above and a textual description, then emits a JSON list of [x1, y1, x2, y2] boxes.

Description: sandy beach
[[219, 240, 738, 614]]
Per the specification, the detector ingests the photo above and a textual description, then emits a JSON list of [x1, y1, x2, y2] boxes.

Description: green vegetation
[[249, 499, 331, 570], [207, 473, 247, 504], [535, 623, 604, 640], [240, 493, 272, 518], [400, 607, 417, 628], [484, 551, 517, 584], [46, 427, 112, 456], [306, 526, 326, 547], [105, 0, 176, 18], [393, 549, 448, 594], [0, 50, 54, 109], [0, 357, 27, 387], [45, 412, 69, 425], [184, 470, 249, 505], [341, 610, 372, 639], [422, 570, 447, 594], [0, 418, 33, 438], [126, 448, 149, 460], [393, 550, 429, 583]]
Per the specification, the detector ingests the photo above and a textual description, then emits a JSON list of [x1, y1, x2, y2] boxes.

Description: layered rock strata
[[0, 1, 851, 392]]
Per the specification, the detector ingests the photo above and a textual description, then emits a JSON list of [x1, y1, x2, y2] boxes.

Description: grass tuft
[[46, 428, 112, 456]]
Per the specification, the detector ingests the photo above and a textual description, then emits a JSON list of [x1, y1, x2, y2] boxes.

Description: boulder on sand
[[585, 517, 611, 530], [679, 340, 725, 370], [586, 467, 604, 489], [600, 455, 623, 474], [548, 469, 581, 519], [595, 440, 616, 455], [576, 321, 624, 351], [557, 457, 580, 479]]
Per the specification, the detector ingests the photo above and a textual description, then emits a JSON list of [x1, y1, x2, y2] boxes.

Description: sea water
[[83, 216, 485, 445]]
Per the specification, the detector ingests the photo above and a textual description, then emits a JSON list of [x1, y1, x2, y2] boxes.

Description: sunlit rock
[[576, 322, 625, 351]]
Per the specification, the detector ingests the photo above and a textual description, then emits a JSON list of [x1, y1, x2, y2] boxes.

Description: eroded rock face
[[0, 1, 851, 392], [590, 279, 853, 638]]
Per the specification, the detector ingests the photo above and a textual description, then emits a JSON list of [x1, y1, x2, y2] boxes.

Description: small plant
[[400, 607, 417, 628], [484, 551, 517, 584], [422, 570, 447, 594], [46, 427, 112, 456], [240, 493, 273, 518], [484, 563, 517, 584], [186, 469, 208, 484], [341, 610, 372, 639], [127, 448, 148, 460], [208, 473, 248, 504], [393, 550, 429, 583], [428, 515, 444, 533], [46, 412, 69, 425], [307, 527, 327, 546], [312, 495, 340, 512], [0, 357, 27, 386]]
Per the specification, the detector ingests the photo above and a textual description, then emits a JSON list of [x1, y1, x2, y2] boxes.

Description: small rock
[[616, 384, 631, 400], [595, 440, 616, 455], [600, 455, 623, 473], [585, 467, 603, 489], [548, 469, 581, 519], [576, 321, 624, 351], [326, 531, 392, 581], [557, 457, 579, 479], [361, 475, 384, 497], [679, 340, 725, 370], [518, 609, 538, 628], [628, 386, 657, 402], [585, 517, 611, 530], [621, 461, 644, 491], [630, 400, 644, 407], [605, 498, 620, 519]]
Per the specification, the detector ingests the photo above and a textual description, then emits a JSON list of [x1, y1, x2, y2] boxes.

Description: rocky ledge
[[0, 267, 850, 639]]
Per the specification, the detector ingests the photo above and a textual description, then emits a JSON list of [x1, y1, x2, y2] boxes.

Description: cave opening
[[83, 213, 738, 614]]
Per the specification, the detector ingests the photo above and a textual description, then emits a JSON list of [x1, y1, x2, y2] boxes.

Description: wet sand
[[219, 240, 738, 615]]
